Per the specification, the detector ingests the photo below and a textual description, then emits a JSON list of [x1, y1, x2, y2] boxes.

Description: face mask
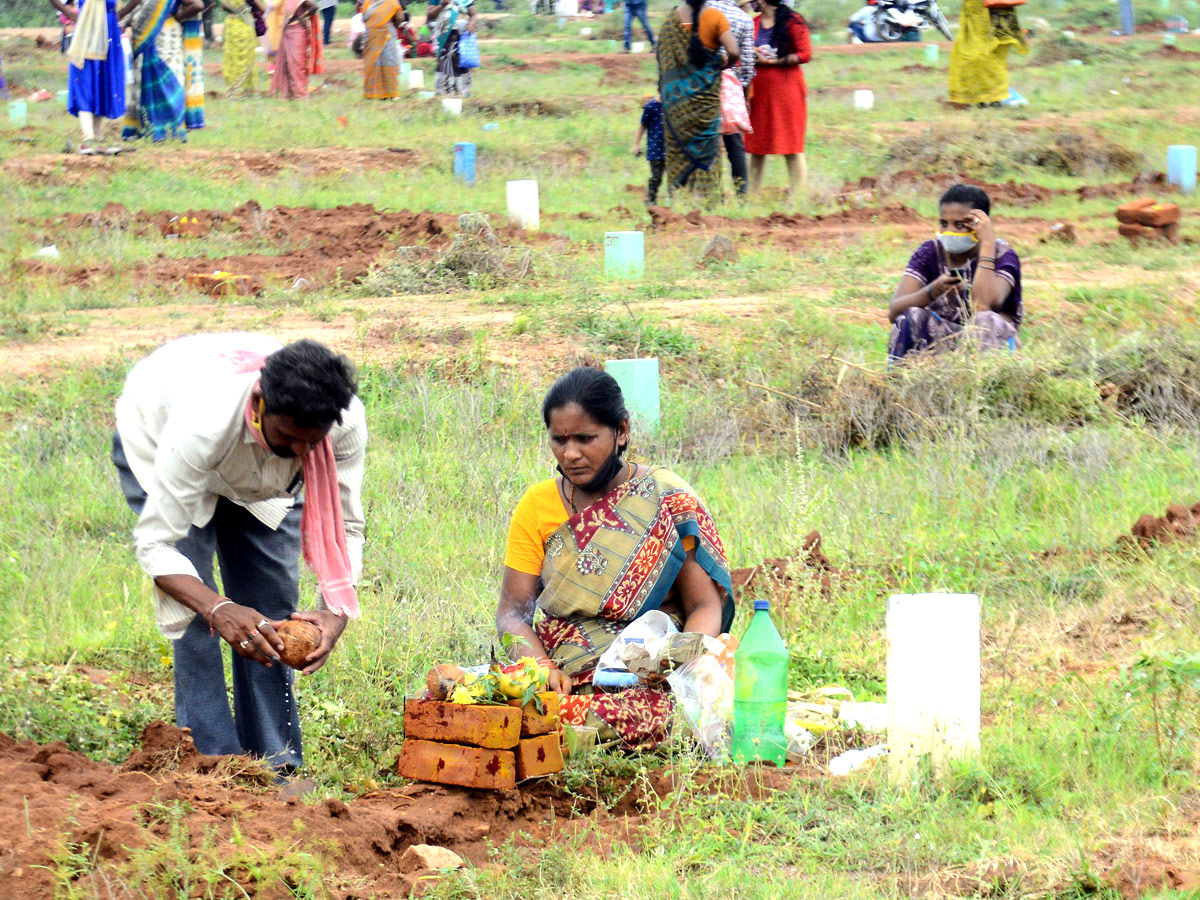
[[937, 231, 979, 255], [558, 431, 626, 494]]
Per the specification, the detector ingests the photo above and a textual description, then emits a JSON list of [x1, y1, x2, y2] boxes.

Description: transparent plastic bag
[[667, 641, 734, 760]]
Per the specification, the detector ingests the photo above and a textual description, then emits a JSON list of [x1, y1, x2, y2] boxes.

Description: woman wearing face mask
[[887, 183, 1023, 362], [496, 367, 735, 750]]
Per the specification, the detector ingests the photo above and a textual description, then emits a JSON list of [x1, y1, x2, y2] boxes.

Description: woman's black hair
[[685, 0, 710, 67], [542, 367, 630, 452], [764, 0, 796, 57], [261, 339, 359, 429], [939, 183, 991, 216]]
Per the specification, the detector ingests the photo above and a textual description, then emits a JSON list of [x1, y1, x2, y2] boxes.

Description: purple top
[[903, 239, 1023, 327]]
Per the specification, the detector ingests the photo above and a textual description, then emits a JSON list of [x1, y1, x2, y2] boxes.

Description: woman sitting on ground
[[888, 183, 1023, 361], [496, 368, 735, 750]]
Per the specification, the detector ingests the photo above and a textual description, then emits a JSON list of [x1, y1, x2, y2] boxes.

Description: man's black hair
[[260, 339, 358, 429], [939, 183, 991, 216]]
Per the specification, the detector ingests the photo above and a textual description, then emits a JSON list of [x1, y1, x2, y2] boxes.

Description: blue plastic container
[[604, 357, 660, 428], [604, 230, 644, 279], [1167, 145, 1197, 195], [453, 141, 476, 186]]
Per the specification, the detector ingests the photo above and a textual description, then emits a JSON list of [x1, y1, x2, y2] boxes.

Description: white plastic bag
[[594, 610, 679, 688]]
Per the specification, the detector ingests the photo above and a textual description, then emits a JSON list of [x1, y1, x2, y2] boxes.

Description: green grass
[[3, 11, 1200, 900]]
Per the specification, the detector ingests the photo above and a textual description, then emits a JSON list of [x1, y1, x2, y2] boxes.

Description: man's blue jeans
[[112, 431, 305, 770], [624, 0, 655, 50]]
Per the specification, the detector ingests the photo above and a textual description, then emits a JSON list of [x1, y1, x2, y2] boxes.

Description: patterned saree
[[363, 0, 401, 99], [533, 467, 734, 749], [122, 0, 186, 140], [657, 8, 724, 204]]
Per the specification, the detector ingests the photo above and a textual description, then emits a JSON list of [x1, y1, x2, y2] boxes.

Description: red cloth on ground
[[745, 14, 811, 156]]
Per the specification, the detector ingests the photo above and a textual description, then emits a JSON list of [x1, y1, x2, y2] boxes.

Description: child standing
[[632, 94, 665, 205]]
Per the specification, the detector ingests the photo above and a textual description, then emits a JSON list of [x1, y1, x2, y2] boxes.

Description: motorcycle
[[847, 0, 954, 43]]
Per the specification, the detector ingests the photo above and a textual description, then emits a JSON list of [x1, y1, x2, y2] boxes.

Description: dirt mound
[[1120, 501, 1200, 550], [0, 719, 822, 899], [1099, 837, 1200, 898], [646, 205, 923, 249], [1146, 44, 1200, 61], [731, 530, 837, 596], [28, 201, 465, 288], [838, 171, 1174, 207], [0, 720, 661, 900], [3, 147, 419, 185]]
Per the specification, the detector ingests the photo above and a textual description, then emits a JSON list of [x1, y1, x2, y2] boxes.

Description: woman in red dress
[[745, 0, 812, 196]]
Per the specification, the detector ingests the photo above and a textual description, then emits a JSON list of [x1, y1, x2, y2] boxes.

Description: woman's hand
[[968, 209, 996, 245], [547, 666, 573, 695], [289, 609, 349, 675], [927, 272, 963, 300]]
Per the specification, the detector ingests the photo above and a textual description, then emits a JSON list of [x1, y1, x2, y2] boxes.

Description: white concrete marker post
[[506, 180, 540, 230], [886, 593, 981, 784]]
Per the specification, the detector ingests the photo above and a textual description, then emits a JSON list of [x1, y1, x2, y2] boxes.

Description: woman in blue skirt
[[50, 0, 138, 153]]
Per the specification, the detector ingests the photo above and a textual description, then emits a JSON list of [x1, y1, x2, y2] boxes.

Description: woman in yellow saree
[[362, 0, 403, 99], [948, 0, 1027, 105], [497, 368, 735, 750], [221, 0, 262, 96]]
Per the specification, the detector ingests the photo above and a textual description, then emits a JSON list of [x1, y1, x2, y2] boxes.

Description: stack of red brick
[[396, 693, 564, 790], [1117, 198, 1181, 243]]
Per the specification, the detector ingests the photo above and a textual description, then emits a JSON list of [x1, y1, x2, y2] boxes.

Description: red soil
[[0, 720, 820, 899], [837, 171, 1176, 207], [731, 530, 837, 596], [1122, 501, 1200, 549]]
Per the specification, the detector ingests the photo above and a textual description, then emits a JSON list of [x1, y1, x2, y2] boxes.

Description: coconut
[[275, 620, 321, 669], [426, 663, 466, 700]]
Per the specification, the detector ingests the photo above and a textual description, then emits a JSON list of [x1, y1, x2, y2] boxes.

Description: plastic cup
[[562, 724, 598, 758]]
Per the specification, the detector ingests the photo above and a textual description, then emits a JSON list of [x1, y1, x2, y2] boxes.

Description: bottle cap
[[753, 599, 770, 611]]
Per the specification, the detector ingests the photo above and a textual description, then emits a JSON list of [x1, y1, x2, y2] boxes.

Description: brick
[[1116, 197, 1156, 224], [396, 739, 516, 790], [508, 692, 561, 736], [1162, 222, 1180, 243], [404, 699, 520, 749], [1133, 203, 1181, 227], [514, 733, 565, 781], [1118, 223, 1154, 243]]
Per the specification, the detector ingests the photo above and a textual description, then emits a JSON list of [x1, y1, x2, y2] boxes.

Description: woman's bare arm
[[497, 567, 572, 693]]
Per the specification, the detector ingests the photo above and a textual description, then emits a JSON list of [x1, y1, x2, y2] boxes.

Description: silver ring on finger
[[239, 640, 250, 648], [257, 619, 270, 629]]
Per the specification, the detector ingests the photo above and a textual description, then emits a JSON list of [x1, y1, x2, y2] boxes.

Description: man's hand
[[289, 609, 348, 675], [209, 601, 285, 667], [632, 145, 643, 157]]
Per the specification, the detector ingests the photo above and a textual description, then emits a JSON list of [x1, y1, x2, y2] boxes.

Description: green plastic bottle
[[732, 600, 790, 765]]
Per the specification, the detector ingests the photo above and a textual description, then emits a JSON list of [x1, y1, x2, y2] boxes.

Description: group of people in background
[[50, 0, 208, 152], [641, 0, 810, 206]]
